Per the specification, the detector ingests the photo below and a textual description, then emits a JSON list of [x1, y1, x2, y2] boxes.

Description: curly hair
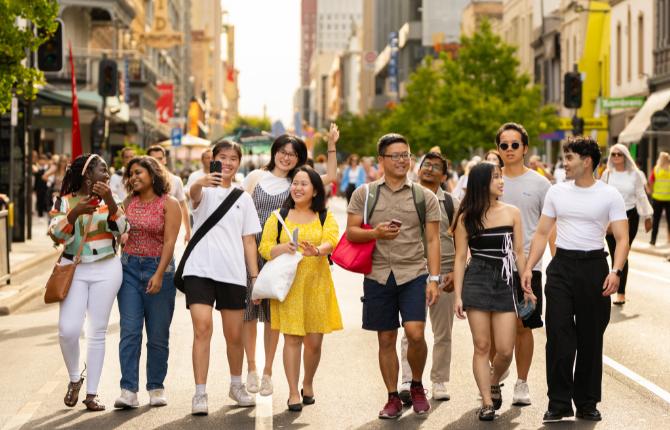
[[123, 156, 172, 196]]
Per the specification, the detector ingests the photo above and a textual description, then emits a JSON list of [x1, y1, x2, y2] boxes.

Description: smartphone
[[389, 219, 402, 229], [210, 160, 222, 174], [89, 194, 100, 206]]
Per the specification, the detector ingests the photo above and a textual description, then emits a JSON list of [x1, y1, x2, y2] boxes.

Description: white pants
[[58, 256, 122, 394]]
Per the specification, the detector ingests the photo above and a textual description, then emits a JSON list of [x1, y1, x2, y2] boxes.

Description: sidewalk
[[630, 218, 670, 259]]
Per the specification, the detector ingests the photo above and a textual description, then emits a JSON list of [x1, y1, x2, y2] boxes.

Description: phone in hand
[[389, 219, 402, 229], [89, 194, 100, 206], [210, 160, 222, 174]]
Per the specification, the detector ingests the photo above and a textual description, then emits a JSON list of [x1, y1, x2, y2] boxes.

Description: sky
[[224, 0, 301, 128]]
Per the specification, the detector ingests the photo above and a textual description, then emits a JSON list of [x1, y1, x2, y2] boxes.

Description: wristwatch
[[610, 269, 623, 277], [426, 275, 440, 284]]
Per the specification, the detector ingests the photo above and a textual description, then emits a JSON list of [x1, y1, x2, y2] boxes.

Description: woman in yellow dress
[[258, 166, 343, 412]]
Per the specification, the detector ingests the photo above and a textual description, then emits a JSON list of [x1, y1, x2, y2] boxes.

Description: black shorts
[[514, 270, 543, 329], [183, 276, 247, 311], [361, 273, 427, 331]]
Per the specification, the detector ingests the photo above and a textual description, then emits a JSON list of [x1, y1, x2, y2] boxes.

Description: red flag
[[69, 41, 82, 158]]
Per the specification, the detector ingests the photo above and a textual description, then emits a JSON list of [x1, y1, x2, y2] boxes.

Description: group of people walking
[[47, 119, 640, 424]]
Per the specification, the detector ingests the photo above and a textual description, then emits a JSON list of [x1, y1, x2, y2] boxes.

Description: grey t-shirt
[[502, 169, 551, 271]]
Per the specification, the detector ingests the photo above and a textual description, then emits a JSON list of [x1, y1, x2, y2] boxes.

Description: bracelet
[[328, 150, 336, 153], [316, 248, 321, 256]]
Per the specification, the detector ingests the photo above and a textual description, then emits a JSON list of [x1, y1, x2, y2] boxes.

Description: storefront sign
[[651, 110, 670, 130], [557, 116, 608, 130], [140, 0, 183, 48], [40, 105, 63, 117], [600, 97, 645, 110], [156, 83, 174, 124]]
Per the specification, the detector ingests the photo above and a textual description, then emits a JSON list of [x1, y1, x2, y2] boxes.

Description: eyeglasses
[[498, 142, 522, 151], [610, 152, 624, 158], [382, 152, 412, 161], [420, 162, 444, 172], [278, 150, 298, 159]]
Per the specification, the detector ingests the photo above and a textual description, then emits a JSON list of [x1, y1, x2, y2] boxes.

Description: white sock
[[231, 375, 242, 387], [195, 384, 206, 395]]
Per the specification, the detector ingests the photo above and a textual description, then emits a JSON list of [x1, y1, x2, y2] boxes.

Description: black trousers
[[651, 199, 670, 243], [605, 208, 638, 295], [545, 249, 611, 412], [345, 183, 357, 204]]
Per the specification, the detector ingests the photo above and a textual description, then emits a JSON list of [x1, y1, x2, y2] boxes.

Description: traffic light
[[98, 59, 118, 97], [37, 20, 63, 72], [564, 71, 582, 108], [90, 115, 105, 153], [571, 116, 585, 136]]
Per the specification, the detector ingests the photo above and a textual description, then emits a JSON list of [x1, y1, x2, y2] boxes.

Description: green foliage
[[382, 20, 557, 160], [0, 0, 59, 113], [224, 115, 272, 135], [112, 144, 145, 171], [327, 110, 390, 158]]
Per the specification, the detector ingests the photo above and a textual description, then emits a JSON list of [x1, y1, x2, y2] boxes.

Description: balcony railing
[[654, 46, 670, 78]]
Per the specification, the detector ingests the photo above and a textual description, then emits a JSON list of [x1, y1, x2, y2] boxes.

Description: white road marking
[[603, 355, 670, 404], [629, 269, 670, 284]]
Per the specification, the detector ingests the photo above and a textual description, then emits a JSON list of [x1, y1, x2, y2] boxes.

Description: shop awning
[[619, 88, 670, 144]]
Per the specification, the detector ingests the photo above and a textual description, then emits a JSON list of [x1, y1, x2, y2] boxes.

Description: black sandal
[[491, 384, 502, 410], [301, 388, 315, 405], [479, 405, 495, 421], [287, 399, 303, 412]]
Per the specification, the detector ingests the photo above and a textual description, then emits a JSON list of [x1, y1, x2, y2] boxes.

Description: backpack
[[276, 207, 332, 265], [366, 181, 427, 233]]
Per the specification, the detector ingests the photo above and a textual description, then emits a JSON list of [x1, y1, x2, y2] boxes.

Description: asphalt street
[[1, 198, 670, 429]]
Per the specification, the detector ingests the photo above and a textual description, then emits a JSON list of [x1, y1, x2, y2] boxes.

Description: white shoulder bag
[[252, 210, 303, 302]]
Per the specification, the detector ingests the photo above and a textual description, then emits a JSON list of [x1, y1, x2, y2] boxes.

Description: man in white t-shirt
[[110, 147, 136, 200], [185, 139, 261, 414], [185, 149, 212, 199], [496, 123, 551, 406], [147, 145, 192, 242], [523, 136, 629, 424]]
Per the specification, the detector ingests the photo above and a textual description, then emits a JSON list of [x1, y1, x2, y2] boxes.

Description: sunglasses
[[610, 152, 624, 158], [498, 142, 522, 151]]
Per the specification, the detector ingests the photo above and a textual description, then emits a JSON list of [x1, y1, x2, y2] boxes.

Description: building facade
[[461, 1, 503, 38]]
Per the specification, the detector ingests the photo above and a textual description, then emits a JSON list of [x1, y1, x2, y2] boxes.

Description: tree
[[383, 20, 557, 160], [0, 0, 59, 113], [223, 115, 272, 135], [326, 110, 390, 157]]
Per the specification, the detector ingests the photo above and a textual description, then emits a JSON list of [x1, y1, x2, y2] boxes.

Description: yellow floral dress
[[258, 210, 343, 336]]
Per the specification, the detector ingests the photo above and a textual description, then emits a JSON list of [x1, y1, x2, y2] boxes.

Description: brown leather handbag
[[44, 214, 94, 304]]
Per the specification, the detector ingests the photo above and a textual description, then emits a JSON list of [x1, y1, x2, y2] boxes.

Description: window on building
[[639, 14, 645, 77], [627, 9, 632, 82], [617, 23, 622, 86]]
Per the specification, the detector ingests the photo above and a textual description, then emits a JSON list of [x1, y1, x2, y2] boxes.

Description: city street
[[1, 199, 670, 430]]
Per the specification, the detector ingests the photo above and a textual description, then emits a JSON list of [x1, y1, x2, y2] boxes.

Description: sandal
[[478, 404, 495, 421], [301, 388, 315, 405], [491, 384, 502, 410], [64, 378, 84, 407], [83, 395, 106, 411]]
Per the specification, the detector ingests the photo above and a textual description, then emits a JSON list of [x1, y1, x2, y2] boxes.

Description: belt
[[555, 248, 608, 260]]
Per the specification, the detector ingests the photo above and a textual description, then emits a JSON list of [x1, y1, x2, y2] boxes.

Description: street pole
[[8, 96, 16, 246]]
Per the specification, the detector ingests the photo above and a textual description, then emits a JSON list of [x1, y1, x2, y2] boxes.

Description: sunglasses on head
[[498, 142, 522, 151]]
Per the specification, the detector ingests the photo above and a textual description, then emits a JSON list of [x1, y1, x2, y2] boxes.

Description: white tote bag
[[252, 210, 303, 302]]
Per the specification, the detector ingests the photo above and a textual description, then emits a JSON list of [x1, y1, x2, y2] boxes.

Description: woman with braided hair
[[49, 154, 129, 411]]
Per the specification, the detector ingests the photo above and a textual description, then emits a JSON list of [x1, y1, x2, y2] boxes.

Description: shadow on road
[[609, 308, 640, 325], [0, 324, 55, 344]]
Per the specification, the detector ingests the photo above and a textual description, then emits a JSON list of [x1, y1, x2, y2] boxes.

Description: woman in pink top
[[114, 156, 181, 409]]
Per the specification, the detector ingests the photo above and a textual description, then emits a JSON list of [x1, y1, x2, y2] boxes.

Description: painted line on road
[[629, 269, 670, 284], [603, 355, 670, 405]]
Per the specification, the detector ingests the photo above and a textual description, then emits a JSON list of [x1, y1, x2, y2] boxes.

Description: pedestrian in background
[[110, 147, 137, 201], [648, 151, 670, 246], [34, 153, 50, 217], [601, 144, 653, 305], [185, 140, 261, 415], [523, 136, 628, 423], [452, 161, 533, 421], [114, 156, 181, 409], [44, 154, 69, 210], [529, 155, 555, 182], [185, 149, 213, 198], [241, 127, 338, 397], [49, 154, 129, 412], [147, 145, 192, 243], [258, 166, 342, 412], [346, 133, 441, 419], [484, 149, 504, 167], [340, 154, 366, 203]]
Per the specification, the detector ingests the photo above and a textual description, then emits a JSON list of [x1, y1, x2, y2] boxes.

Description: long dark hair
[[60, 154, 104, 196], [282, 166, 327, 213], [124, 156, 172, 196], [265, 134, 308, 175], [453, 162, 500, 238]]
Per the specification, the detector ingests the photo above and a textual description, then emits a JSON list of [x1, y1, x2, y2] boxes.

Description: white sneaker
[[229, 384, 256, 407], [192, 393, 208, 415], [432, 382, 451, 401], [246, 371, 260, 394], [114, 389, 139, 409], [512, 379, 531, 405], [259, 374, 273, 396], [148, 388, 167, 407]]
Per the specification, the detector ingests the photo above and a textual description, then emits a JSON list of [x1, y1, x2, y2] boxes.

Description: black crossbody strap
[[174, 187, 243, 291]]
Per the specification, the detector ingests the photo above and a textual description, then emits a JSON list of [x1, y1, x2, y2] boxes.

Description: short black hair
[[212, 139, 242, 160], [563, 135, 601, 172], [377, 133, 408, 156], [265, 134, 308, 174], [495, 122, 529, 147], [420, 152, 448, 175], [283, 166, 327, 213]]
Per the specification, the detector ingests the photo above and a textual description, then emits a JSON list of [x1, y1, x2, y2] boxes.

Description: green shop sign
[[600, 97, 645, 110]]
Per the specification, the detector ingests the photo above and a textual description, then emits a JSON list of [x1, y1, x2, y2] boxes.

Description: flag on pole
[[69, 41, 82, 158]]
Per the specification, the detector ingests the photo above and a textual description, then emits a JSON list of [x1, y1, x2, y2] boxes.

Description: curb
[[0, 283, 45, 316], [10, 247, 61, 277], [631, 245, 670, 259]]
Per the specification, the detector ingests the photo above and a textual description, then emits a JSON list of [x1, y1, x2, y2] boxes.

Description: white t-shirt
[[183, 186, 262, 286], [542, 181, 627, 251], [185, 169, 207, 196], [110, 170, 126, 200], [601, 169, 645, 211], [348, 166, 362, 183], [242, 169, 290, 196], [170, 173, 186, 202]]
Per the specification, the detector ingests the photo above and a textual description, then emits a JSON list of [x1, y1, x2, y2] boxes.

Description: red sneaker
[[378, 396, 403, 419], [410, 386, 431, 415]]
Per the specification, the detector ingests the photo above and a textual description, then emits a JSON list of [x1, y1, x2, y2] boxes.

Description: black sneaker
[[542, 409, 574, 423], [576, 408, 602, 421], [491, 384, 502, 410], [398, 382, 412, 406], [478, 405, 495, 421]]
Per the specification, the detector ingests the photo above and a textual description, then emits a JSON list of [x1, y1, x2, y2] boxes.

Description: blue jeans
[[118, 253, 176, 392]]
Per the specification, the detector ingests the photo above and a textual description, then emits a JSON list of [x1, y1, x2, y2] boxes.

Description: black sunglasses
[[498, 142, 522, 151]]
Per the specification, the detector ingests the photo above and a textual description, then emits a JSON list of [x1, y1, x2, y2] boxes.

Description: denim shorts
[[362, 272, 427, 331], [462, 258, 515, 313]]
